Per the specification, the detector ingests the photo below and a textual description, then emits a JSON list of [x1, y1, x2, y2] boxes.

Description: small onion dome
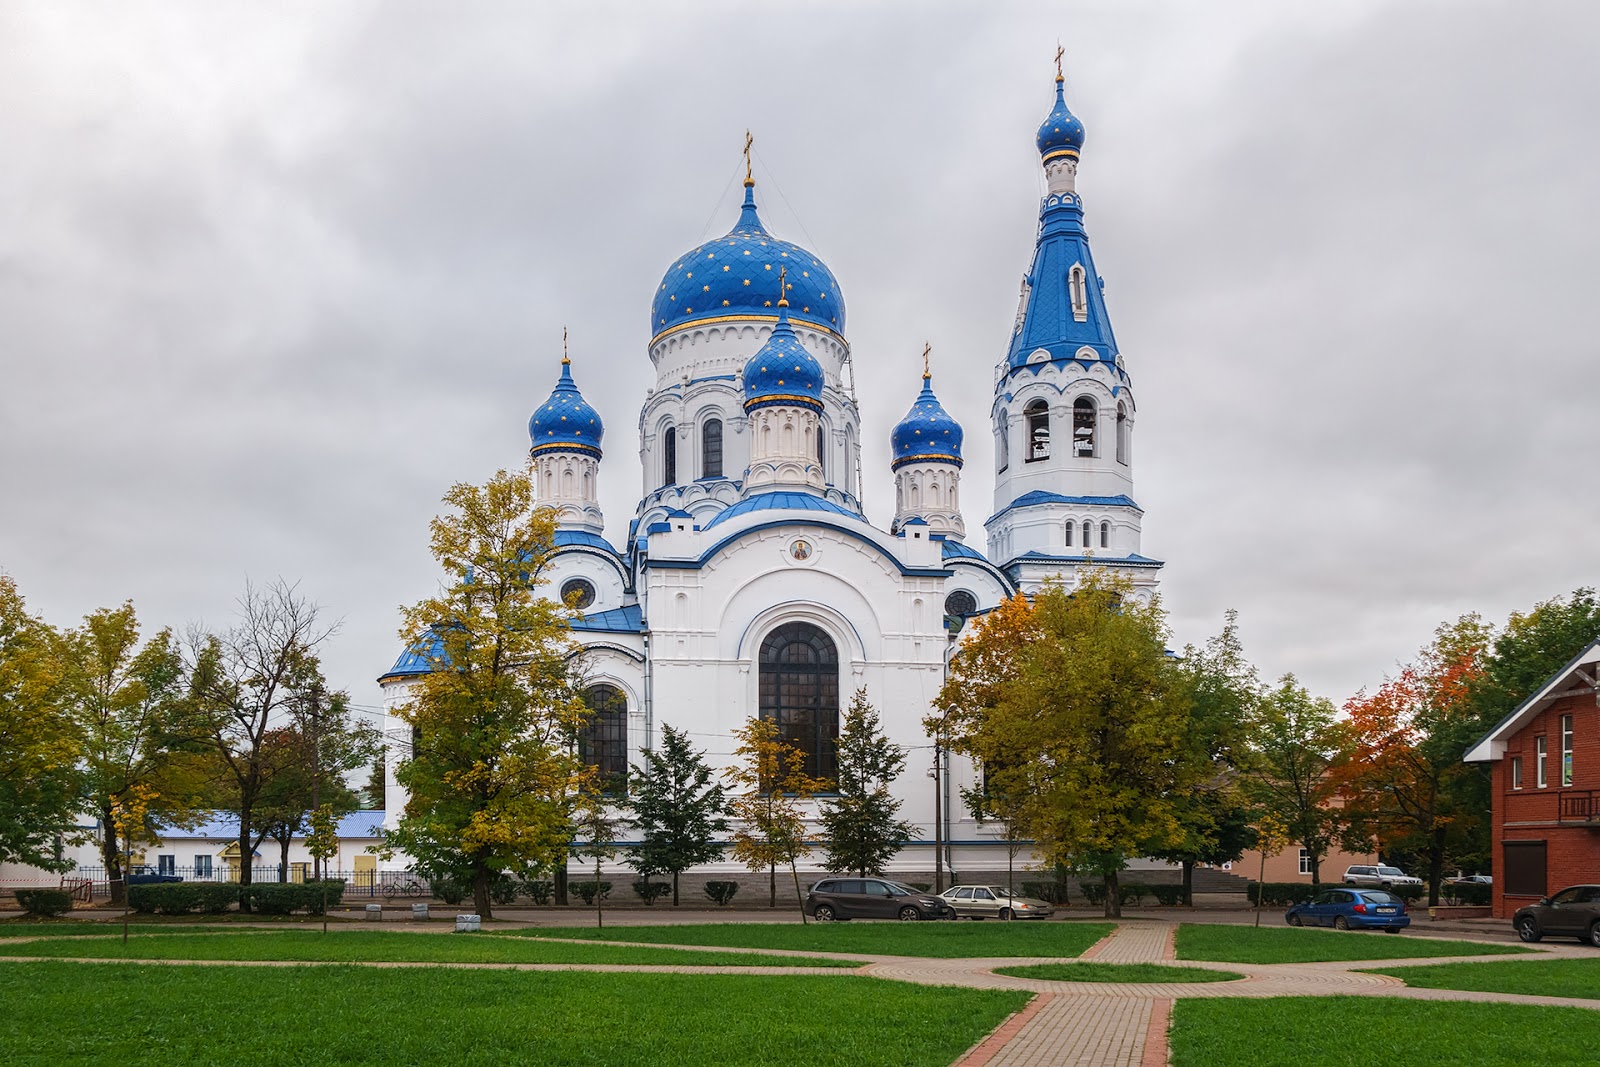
[[528, 358, 604, 458], [1036, 77, 1085, 164], [742, 302, 824, 413], [890, 373, 963, 470], [651, 183, 846, 341]]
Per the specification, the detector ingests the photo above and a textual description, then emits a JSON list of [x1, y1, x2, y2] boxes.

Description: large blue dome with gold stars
[[1036, 78, 1085, 163], [528, 359, 603, 458], [652, 184, 845, 342], [891, 373, 963, 470], [742, 304, 824, 413]]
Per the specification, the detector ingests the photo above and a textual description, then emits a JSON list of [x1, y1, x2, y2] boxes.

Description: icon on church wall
[[789, 539, 813, 561]]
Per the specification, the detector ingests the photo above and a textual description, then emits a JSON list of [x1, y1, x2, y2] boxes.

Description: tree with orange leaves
[[1336, 616, 1493, 905]]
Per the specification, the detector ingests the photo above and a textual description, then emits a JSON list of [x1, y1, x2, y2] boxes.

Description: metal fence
[[62, 866, 422, 899]]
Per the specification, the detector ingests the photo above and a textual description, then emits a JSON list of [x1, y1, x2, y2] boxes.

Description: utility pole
[[932, 744, 943, 892]]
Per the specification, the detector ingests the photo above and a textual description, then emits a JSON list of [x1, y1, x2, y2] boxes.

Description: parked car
[[938, 884, 1055, 920], [125, 866, 183, 886], [803, 878, 954, 921], [1512, 885, 1600, 946], [1285, 888, 1410, 932], [1450, 874, 1493, 885], [1343, 865, 1423, 890]]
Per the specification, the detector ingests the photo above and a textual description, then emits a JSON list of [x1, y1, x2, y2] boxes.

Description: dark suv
[[804, 878, 954, 921], [1513, 885, 1600, 946]]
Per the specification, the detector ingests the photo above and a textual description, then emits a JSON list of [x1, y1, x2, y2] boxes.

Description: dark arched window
[[662, 426, 677, 487], [1025, 400, 1050, 462], [816, 423, 825, 478], [996, 411, 1009, 473], [758, 622, 840, 780], [1064, 521, 1074, 547], [1082, 521, 1092, 548], [1115, 402, 1128, 465], [701, 418, 723, 479], [1100, 521, 1110, 548], [579, 684, 628, 791], [1069, 265, 1088, 321], [1073, 397, 1096, 457]]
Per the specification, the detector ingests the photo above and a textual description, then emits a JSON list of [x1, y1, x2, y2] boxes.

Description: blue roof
[[529, 359, 604, 458], [1037, 76, 1085, 163], [553, 530, 622, 557], [652, 183, 845, 341], [568, 604, 645, 634], [987, 491, 1142, 525], [702, 491, 861, 530], [1004, 551, 1164, 568], [940, 539, 990, 561], [742, 302, 824, 412], [155, 811, 386, 840], [379, 626, 449, 682], [890, 373, 963, 469]]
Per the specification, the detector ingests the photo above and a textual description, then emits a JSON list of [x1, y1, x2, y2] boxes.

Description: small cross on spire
[[743, 130, 754, 187], [922, 342, 932, 379], [1055, 42, 1065, 83], [777, 265, 788, 308], [562, 325, 570, 365]]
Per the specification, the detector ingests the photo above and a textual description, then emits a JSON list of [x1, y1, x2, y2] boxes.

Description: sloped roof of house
[[1463, 638, 1600, 762], [154, 810, 386, 840]]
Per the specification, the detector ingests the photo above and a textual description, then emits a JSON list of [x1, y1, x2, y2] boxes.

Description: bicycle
[[383, 877, 425, 899]]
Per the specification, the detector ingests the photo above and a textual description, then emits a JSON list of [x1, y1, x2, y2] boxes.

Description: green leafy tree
[[361, 754, 387, 810], [384, 465, 589, 919], [571, 790, 627, 928], [65, 602, 206, 901], [938, 572, 1200, 918], [627, 724, 727, 905], [0, 576, 81, 871], [726, 717, 827, 918], [1241, 675, 1351, 888], [819, 688, 915, 877]]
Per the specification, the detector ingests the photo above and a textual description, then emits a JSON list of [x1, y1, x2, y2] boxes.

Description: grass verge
[[1364, 956, 1600, 1000], [522, 921, 1114, 958], [1170, 997, 1600, 1066], [1174, 924, 1525, 964], [992, 961, 1243, 983], [0, 929, 856, 968], [0, 962, 1026, 1066], [0, 923, 242, 938]]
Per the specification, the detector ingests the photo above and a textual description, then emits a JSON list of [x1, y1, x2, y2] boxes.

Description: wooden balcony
[[1557, 790, 1600, 824]]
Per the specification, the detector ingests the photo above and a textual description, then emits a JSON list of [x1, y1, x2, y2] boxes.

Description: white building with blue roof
[[379, 70, 1162, 882]]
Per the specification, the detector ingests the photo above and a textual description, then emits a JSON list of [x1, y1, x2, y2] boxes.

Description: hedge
[[129, 883, 241, 915], [240, 880, 345, 915], [571, 880, 611, 906], [14, 888, 74, 917], [431, 879, 467, 905], [1445, 883, 1492, 906], [632, 880, 672, 905], [520, 880, 554, 906], [1021, 881, 1069, 905], [1247, 882, 1318, 907], [704, 881, 740, 906]]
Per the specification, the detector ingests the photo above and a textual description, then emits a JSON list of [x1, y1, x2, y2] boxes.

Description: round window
[[944, 590, 978, 617], [560, 578, 597, 610]]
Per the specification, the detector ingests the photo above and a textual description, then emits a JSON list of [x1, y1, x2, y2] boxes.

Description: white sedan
[[938, 884, 1056, 920]]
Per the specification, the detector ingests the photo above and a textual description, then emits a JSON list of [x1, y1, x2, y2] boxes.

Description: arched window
[[1025, 400, 1050, 462], [1069, 264, 1088, 321], [996, 412, 1009, 473], [662, 425, 677, 487], [1082, 521, 1092, 548], [701, 418, 723, 479], [1100, 521, 1109, 549], [579, 684, 628, 791], [758, 622, 840, 780], [1072, 397, 1096, 457], [1115, 402, 1128, 465], [817, 422, 826, 478], [1064, 521, 1074, 547]]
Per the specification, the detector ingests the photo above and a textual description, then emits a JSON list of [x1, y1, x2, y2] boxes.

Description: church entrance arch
[[758, 622, 840, 780]]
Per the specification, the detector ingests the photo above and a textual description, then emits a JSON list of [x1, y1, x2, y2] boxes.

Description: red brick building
[[1465, 638, 1600, 918]]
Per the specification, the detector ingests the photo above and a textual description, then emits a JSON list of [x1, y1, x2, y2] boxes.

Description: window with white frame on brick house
[[1298, 848, 1312, 875], [1537, 735, 1548, 787], [1511, 755, 1523, 790], [1562, 714, 1574, 787]]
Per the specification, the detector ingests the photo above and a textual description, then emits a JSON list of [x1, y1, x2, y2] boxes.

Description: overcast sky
[[2, 1, 1596, 718]]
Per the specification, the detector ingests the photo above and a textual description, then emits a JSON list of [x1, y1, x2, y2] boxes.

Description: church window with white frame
[[1068, 264, 1088, 321], [1072, 397, 1096, 457], [701, 418, 723, 479], [1025, 400, 1050, 462]]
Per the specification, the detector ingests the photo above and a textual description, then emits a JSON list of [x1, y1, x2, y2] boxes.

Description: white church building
[[378, 71, 1163, 880]]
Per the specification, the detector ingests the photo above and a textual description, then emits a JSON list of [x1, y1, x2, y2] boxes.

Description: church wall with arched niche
[[541, 549, 628, 615]]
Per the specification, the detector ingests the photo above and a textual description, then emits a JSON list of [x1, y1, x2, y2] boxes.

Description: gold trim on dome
[[1042, 147, 1080, 164], [744, 393, 824, 408]]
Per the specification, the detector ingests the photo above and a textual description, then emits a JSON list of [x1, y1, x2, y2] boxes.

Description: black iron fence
[[62, 866, 420, 899]]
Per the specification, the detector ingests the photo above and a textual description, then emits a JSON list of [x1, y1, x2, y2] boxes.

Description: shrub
[[1247, 882, 1318, 907], [704, 881, 740, 906], [14, 889, 74, 917], [905, 882, 933, 893], [1392, 884, 1425, 904], [1149, 884, 1187, 906], [239, 881, 345, 916], [520, 880, 553, 906], [571, 880, 611, 906], [432, 879, 466, 905], [1446, 883, 1491, 906], [1124, 883, 1149, 906], [632, 881, 672, 906], [490, 877, 518, 906], [1022, 881, 1068, 905], [128, 883, 241, 915]]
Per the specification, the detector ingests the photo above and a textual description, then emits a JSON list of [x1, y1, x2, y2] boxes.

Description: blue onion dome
[[528, 357, 603, 458], [651, 182, 846, 341], [742, 292, 824, 413], [1036, 76, 1085, 164], [890, 371, 963, 470]]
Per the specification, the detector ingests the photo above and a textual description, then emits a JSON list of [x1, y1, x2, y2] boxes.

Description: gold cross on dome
[[1055, 43, 1064, 82], [743, 130, 754, 186], [922, 342, 931, 379], [778, 265, 788, 307], [562, 325, 569, 364]]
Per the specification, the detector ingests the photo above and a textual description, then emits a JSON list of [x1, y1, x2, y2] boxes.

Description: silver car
[[938, 884, 1055, 920], [1343, 864, 1423, 890]]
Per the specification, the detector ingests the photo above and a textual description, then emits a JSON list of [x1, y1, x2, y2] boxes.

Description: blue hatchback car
[[1285, 888, 1410, 932]]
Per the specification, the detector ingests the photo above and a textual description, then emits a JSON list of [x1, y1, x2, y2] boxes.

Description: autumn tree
[[1338, 616, 1495, 904], [819, 688, 915, 878], [571, 789, 628, 928], [1241, 675, 1351, 888], [726, 717, 827, 917], [385, 465, 590, 919], [0, 576, 81, 871], [186, 579, 336, 903], [63, 602, 209, 901], [627, 724, 727, 906], [937, 572, 1201, 918]]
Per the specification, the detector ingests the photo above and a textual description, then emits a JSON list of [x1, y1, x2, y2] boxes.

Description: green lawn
[[1366, 956, 1600, 1000], [1174, 924, 1526, 964], [0, 923, 241, 938], [0, 962, 1028, 1066], [992, 961, 1243, 983], [1170, 997, 1600, 1066], [523, 921, 1114, 958], [0, 929, 857, 968]]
